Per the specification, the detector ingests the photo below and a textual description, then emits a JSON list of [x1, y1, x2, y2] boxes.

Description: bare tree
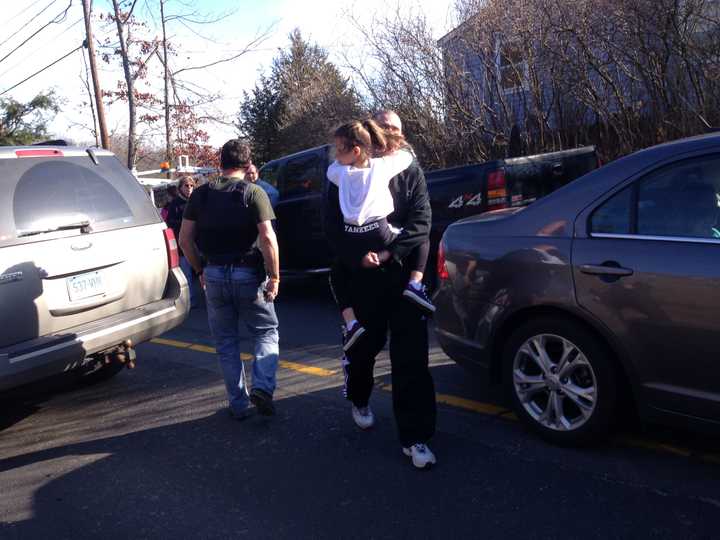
[[341, 7, 470, 169], [347, 0, 720, 167], [151, 0, 274, 165], [111, 0, 140, 169], [451, 0, 720, 161]]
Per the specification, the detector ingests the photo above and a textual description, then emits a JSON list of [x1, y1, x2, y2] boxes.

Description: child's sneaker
[[342, 321, 366, 353], [352, 405, 375, 429], [402, 443, 436, 469], [403, 282, 436, 315]]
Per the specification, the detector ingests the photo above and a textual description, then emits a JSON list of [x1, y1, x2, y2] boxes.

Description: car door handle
[[579, 264, 633, 277]]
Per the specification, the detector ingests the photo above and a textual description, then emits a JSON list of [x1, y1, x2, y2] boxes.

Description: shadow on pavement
[[2, 369, 720, 539], [0, 371, 102, 431]]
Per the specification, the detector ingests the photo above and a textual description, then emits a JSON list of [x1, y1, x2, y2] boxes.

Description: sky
[[1, 0, 459, 155]]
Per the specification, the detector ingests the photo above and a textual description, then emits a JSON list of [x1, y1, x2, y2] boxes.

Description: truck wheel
[[502, 318, 618, 446]]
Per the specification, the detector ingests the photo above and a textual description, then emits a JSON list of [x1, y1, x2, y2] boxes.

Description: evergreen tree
[[238, 29, 363, 163], [238, 75, 282, 165], [0, 93, 59, 146]]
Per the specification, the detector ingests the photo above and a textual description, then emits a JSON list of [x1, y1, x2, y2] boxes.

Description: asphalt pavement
[[1, 276, 720, 539]]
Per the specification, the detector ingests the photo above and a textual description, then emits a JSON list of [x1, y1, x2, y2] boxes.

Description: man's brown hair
[[220, 139, 252, 170]]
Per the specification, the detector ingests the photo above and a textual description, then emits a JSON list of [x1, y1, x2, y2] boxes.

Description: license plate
[[67, 271, 105, 302]]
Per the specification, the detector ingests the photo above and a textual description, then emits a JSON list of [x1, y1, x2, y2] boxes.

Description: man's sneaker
[[342, 321, 366, 353], [403, 283, 436, 315], [249, 388, 275, 416], [402, 443, 436, 469], [351, 405, 375, 429]]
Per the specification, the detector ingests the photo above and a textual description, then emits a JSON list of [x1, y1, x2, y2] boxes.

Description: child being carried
[[327, 118, 434, 354]]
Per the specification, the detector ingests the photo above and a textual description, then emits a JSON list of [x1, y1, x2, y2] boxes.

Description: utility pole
[[160, 0, 172, 174], [82, 0, 109, 149]]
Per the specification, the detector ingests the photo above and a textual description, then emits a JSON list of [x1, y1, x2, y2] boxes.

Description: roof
[[437, 14, 478, 47], [0, 145, 115, 159]]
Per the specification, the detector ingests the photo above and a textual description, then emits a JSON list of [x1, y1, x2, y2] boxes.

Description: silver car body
[[0, 146, 189, 390]]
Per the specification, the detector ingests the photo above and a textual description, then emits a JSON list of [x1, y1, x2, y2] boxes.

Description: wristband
[[269, 277, 280, 283]]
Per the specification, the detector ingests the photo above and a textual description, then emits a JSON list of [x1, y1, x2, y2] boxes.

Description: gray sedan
[[434, 132, 720, 445]]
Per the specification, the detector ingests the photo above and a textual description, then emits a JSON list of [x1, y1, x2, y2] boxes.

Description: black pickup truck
[[259, 145, 599, 275]]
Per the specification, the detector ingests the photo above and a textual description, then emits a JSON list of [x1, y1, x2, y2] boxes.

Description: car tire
[[502, 317, 618, 446]]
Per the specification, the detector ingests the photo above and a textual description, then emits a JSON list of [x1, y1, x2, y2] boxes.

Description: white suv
[[0, 144, 189, 390]]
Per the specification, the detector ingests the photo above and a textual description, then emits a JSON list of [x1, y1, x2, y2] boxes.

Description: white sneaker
[[402, 443, 436, 469], [351, 405, 375, 429]]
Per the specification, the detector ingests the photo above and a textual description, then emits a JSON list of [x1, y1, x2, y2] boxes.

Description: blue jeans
[[180, 256, 197, 307], [204, 265, 280, 415]]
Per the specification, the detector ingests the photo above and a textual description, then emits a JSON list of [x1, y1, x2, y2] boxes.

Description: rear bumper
[[434, 282, 499, 378], [0, 267, 189, 391], [435, 328, 493, 377]]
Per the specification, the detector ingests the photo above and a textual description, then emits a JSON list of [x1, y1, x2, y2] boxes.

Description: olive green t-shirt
[[183, 179, 275, 263]]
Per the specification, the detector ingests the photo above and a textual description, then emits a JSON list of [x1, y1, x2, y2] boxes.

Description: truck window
[[279, 154, 322, 198], [260, 163, 279, 188]]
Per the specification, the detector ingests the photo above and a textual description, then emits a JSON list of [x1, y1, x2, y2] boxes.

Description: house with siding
[[437, 1, 720, 158]]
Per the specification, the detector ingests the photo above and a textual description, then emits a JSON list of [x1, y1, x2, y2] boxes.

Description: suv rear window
[[0, 155, 160, 247]]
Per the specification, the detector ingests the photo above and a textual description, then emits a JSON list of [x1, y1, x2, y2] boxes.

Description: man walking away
[[180, 140, 281, 419]]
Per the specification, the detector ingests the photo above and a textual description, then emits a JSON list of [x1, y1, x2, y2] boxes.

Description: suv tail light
[[487, 169, 507, 211], [15, 149, 64, 157], [437, 242, 449, 281], [164, 228, 180, 268]]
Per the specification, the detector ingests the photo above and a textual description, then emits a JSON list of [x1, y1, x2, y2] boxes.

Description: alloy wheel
[[512, 333, 597, 431]]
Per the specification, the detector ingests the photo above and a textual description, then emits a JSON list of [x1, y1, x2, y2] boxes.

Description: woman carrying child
[[324, 117, 437, 469]]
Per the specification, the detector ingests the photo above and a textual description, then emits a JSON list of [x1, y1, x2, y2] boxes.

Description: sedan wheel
[[513, 334, 597, 431], [504, 318, 618, 445]]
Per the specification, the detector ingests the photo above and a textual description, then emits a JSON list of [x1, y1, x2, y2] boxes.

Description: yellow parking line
[[279, 360, 337, 377], [190, 344, 217, 354], [382, 384, 513, 417], [620, 437, 693, 458], [437, 393, 510, 416], [150, 337, 720, 464], [151, 337, 193, 349], [150, 337, 337, 376]]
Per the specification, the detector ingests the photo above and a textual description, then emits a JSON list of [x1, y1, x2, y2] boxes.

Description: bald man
[[373, 109, 402, 135]]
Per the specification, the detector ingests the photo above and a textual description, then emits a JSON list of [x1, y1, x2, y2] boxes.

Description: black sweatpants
[[336, 261, 436, 447]]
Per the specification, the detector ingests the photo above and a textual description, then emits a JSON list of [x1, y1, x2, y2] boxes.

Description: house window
[[497, 43, 527, 94]]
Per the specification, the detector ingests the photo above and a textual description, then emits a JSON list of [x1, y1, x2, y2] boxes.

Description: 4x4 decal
[[448, 193, 483, 209]]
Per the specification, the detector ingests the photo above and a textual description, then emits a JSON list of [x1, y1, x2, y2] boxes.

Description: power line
[[0, 16, 85, 81], [0, 0, 73, 67], [0, 0, 58, 50], [3, 0, 52, 30], [0, 44, 84, 97]]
